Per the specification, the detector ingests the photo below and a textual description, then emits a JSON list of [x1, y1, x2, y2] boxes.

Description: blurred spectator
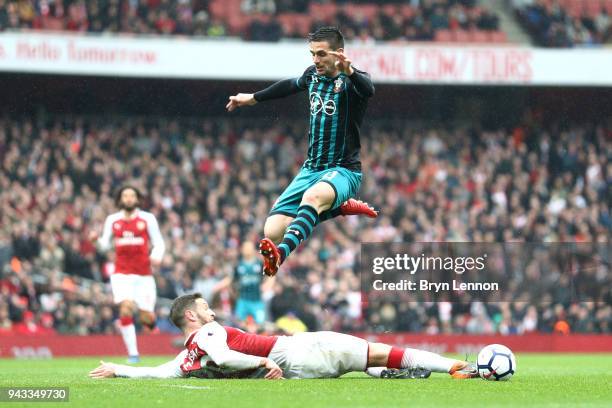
[[515, 1, 612, 47], [0, 0, 503, 43], [0, 114, 609, 336]]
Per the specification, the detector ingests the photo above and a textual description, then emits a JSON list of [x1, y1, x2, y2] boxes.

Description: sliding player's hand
[[329, 51, 354, 76], [89, 360, 118, 379], [226, 93, 257, 112], [262, 358, 283, 380]]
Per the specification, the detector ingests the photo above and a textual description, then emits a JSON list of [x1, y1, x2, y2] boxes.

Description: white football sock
[[365, 367, 386, 378], [401, 348, 456, 373], [120, 323, 139, 357]]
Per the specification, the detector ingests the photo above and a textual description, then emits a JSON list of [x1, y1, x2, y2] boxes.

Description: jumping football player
[[89, 293, 478, 380], [226, 27, 377, 276], [90, 186, 165, 363]]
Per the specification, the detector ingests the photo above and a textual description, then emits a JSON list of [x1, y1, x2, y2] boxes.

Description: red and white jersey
[[97, 209, 165, 276], [180, 321, 278, 376]]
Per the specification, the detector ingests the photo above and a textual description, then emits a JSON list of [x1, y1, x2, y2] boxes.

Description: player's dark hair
[[308, 26, 344, 50], [170, 293, 203, 330], [114, 185, 142, 207]]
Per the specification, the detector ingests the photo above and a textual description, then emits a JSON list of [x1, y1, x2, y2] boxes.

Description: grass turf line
[[0, 354, 610, 408]]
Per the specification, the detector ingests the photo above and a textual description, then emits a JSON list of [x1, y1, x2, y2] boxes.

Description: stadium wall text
[[0, 334, 610, 358], [0, 33, 611, 86]]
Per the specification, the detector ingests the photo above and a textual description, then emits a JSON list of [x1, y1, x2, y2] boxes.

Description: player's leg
[[366, 342, 478, 379], [273, 181, 334, 265], [278, 331, 369, 379], [260, 169, 312, 275], [234, 298, 249, 321], [263, 214, 293, 245], [130, 275, 157, 362], [138, 310, 156, 331], [250, 300, 266, 325], [274, 168, 361, 266], [260, 168, 375, 275], [118, 300, 139, 362], [111, 274, 140, 362]]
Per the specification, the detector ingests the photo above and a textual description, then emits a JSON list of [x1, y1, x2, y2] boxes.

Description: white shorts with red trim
[[268, 331, 368, 379], [110, 273, 156, 313]]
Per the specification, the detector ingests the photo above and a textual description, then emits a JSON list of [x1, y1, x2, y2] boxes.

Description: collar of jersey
[[184, 329, 199, 347], [314, 72, 346, 82]]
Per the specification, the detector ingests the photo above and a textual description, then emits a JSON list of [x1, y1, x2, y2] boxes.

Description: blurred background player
[[219, 241, 272, 326], [89, 186, 165, 363], [226, 27, 377, 277]]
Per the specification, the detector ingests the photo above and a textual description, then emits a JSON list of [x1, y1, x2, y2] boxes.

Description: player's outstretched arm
[[89, 356, 184, 379], [226, 93, 257, 112], [226, 75, 306, 112]]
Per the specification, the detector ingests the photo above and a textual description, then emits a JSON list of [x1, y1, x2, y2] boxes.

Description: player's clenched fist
[[226, 93, 257, 112]]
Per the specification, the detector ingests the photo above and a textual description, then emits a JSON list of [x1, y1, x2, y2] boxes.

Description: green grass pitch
[[1, 354, 611, 408]]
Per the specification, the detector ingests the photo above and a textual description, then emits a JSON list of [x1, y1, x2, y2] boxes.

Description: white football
[[477, 344, 516, 381]]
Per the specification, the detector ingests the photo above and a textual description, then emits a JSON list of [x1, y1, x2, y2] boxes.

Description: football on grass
[[477, 344, 516, 381]]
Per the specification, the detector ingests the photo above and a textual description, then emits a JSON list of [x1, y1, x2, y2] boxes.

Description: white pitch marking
[[162, 385, 211, 390]]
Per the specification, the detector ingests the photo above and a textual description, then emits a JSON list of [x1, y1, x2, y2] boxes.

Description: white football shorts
[[269, 331, 369, 379], [110, 273, 156, 313]]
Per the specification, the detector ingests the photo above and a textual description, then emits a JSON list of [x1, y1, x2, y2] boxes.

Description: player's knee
[[301, 191, 324, 209], [119, 301, 135, 316], [263, 220, 284, 244]]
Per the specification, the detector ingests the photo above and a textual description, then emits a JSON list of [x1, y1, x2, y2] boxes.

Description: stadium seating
[[0, 116, 609, 335], [0, 0, 508, 44], [514, 0, 611, 46]]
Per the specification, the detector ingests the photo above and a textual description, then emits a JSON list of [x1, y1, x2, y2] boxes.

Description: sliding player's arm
[[89, 352, 185, 379], [196, 322, 282, 379], [226, 67, 312, 112]]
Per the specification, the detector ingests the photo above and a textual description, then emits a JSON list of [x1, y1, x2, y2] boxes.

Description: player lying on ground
[[226, 26, 377, 277], [89, 293, 478, 380], [89, 185, 165, 363]]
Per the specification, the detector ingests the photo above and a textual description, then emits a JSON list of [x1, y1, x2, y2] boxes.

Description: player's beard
[[120, 203, 137, 213]]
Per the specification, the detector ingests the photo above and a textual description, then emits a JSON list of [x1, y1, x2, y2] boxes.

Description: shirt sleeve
[[114, 351, 185, 379], [145, 212, 165, 263], [194, 322, 263, 371], [253, 66, 313, 102], [349, 69, 375, 98], [96, 215, 114, 252]]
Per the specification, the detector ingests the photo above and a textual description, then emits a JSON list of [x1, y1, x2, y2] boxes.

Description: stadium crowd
[[513, 0, 612, 47], [0, 0, 501, 43], [0, 116, 610, 336]]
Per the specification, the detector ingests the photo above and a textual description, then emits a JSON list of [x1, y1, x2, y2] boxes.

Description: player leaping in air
[[226, 27, 378, 277], [89, 293, 478, 380]]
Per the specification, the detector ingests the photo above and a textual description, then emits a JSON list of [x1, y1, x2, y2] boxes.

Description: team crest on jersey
[[310, 75, 319, 83], [136, 221, 146, 231], [113, 223, 121, 230], [333, 77, 344, 93]]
